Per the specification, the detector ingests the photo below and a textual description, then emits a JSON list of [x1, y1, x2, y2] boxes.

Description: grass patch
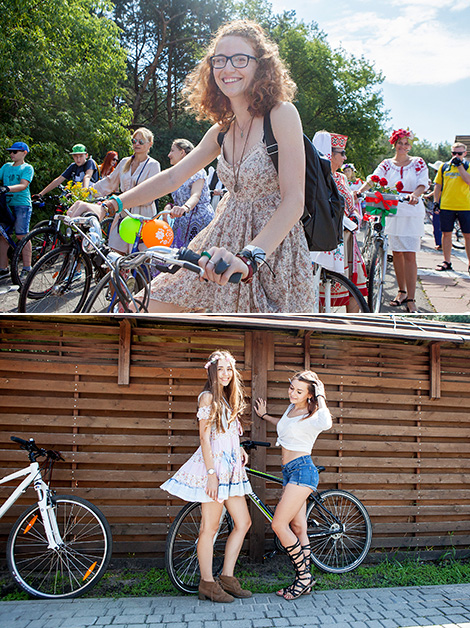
[[1, 555, 470, 601]]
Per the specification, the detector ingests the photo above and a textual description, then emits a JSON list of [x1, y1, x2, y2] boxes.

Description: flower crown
[[389, 128, 416, 146], [204, 353, 235, 370]]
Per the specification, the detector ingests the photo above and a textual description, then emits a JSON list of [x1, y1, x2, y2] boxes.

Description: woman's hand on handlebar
[[170, 205, 187, 218], [198, 246, 248, 285], [68, 200, 106, 220]]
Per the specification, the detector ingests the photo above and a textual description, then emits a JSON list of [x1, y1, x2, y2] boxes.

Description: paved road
[[1, 584, 470, 628], [1, 220, 468, 314]]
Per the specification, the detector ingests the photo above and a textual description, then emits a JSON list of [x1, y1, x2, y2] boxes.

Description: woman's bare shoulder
[[198, 391, 213, 407]]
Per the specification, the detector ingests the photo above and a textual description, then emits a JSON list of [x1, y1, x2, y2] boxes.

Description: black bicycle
[[165, 440, 372, 594]]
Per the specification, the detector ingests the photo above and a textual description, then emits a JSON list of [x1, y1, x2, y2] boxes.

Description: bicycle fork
[[33, 478, 62, 550]]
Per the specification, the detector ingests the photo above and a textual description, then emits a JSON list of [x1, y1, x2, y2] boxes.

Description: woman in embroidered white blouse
[[254, 371, 332, 600]]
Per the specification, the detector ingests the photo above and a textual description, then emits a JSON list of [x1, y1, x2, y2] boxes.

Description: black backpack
[[263, 112, 344, 251], [0, 191, 14, 232], [217, 114, 344, 251]]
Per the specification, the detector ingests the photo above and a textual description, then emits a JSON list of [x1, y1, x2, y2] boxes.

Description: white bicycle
[[1, 436, 112, 598]]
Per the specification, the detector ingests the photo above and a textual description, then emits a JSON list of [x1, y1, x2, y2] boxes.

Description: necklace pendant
[[240, 130, 244, 138], [234, 183, 240, 193]]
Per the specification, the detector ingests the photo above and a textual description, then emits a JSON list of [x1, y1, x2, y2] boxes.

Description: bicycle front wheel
[[165, 501, 233, 594], [10, 225, 67, 288], [18, 244, 92, 313], [83, 268, 149, 313], [320, 269, 370, 313], [7, 495, 112, 599], [367, 241, 387, 313], [306, 489, 372, 573]]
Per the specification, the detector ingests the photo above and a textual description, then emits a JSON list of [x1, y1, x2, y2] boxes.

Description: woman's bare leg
[[221, 496, 251, 577]]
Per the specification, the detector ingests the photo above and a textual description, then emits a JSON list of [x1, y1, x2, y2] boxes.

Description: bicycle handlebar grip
[[11, 436, 37, 450], [178, 249, 242, 284]]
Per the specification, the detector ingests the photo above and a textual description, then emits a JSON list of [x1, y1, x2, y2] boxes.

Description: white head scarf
[[312, 131, 332, 160]]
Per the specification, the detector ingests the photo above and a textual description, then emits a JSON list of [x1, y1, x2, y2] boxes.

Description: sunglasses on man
[[451, 151, 465, 156]]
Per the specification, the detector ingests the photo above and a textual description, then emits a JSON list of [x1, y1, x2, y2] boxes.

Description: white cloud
[[322, 2, 470, 85]]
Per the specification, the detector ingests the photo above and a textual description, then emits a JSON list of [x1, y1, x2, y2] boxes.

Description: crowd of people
[[1, 18, 469, 314]]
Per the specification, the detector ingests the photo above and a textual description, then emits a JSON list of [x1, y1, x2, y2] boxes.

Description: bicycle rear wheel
[[83, 268, 148, 313], [319, 269, 370, 313], [18, 244, 92, 313], [306, 489, 372, 573], [452, 226, 465, 249], [165, 501, 233, 594], [10, 224, 68, 288], [367, 241, 387, 313], [7, 495, 112, 599]]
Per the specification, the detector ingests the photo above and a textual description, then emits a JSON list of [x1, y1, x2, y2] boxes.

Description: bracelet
[[183, 203, 191, 212], [261, 413, 268, 419], [110, 195, 123, 214], [235, 254, 255, 284]]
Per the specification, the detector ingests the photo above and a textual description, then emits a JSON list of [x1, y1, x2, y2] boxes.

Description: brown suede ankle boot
[[218, 574, 252, 598], [198, 579, 234, 603]]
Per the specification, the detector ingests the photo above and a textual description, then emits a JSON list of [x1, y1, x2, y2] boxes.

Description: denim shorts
[[11, 205, 33, 236], [281, 455, 319, 491], [439, 209, 470, 234]]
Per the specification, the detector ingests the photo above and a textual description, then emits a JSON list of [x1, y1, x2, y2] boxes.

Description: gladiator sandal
[[281, 539, 314, 601], [275, 543, 315, 597]]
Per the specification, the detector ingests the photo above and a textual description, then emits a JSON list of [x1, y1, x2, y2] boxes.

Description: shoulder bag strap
[[263, 112, 279, 172]]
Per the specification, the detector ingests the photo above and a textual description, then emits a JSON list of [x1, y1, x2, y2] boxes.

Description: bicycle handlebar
[[240, 440, 271, 450], [117, 246, 243, 284], [10, 436, 64, 462]]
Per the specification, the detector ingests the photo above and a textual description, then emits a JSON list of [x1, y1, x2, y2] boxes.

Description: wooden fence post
[[249, 330, 269, 562], [118, 319, 132, 386]]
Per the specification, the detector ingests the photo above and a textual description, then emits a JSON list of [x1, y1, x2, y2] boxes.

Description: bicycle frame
[[0, 223, 17, 252], [245, 466, 344, 538], [0, 462, 62, 549]]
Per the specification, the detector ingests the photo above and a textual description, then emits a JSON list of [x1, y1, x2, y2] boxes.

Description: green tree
[[272, 19, 387, 175], [113, 0, 232, 128], [0, 0, 132, 188]]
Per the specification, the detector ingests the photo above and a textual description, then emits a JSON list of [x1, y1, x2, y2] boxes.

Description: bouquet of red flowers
[[364, 175, 403, 223]]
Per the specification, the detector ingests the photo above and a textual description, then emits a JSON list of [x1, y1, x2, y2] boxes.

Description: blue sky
[[270, 0, 470, 146]]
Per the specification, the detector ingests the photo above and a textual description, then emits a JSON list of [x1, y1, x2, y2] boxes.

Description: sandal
[[405, 299, 418, 313], [281, 539, 313, 601], [275, 543, 315, 597], [389, 290, 407, 307], [436, 261, 453, 271]]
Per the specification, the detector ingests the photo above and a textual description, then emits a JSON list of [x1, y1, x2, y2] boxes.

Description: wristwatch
[[207, 468, 216, 475]]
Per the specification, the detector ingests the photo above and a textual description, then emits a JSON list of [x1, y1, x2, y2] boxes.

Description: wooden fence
[[1, 315, 470, 564]]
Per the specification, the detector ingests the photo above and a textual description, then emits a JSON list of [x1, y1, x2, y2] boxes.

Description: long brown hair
[[291, 370, 323, 419], [183, 19, 297, 126], [201, 350, 248, 432]]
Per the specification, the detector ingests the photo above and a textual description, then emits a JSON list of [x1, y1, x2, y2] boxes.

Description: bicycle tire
[[18, 244, 92, 313], [306, 489, 372, 573], [83, 268, 148, 313], [11, 225, 68, 288], [165, 501, 233, 594], [320, 269, 370, 313], [7, 494, 112, 599], [367, 241, 387, 313], [452, 227, 465, 250]]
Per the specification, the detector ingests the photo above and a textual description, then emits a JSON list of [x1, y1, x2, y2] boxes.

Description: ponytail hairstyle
[[201, 350, 248, 432], [290, 370, 323, 419]]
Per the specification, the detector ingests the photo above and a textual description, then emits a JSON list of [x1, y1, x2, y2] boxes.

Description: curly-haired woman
[[360, 129, 429, 313], [68, 20, 314, 313]]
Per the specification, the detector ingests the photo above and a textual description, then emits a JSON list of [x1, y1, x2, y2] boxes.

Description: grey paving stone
[[378, 620, 401, 628], [252, 619, 274, 628], [271, 619, 290, 627], [111, 615, 148, 624]]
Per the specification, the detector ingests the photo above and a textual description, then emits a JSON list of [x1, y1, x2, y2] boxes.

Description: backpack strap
[[217, 130, 226, 147], [263, 112, 279, 172]]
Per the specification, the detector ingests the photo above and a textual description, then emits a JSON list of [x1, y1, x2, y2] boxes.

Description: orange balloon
[[141, 218, 174, 247]]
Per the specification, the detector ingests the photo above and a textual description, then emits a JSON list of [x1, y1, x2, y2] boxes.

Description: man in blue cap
[[38, 143, 98, 197], [0, 142, 34, 281]]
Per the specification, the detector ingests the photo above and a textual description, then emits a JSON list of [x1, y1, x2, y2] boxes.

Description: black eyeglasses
[[210, 53, 258, 69], [333, 150, 346, 157], [451, 151, 465, 156]]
